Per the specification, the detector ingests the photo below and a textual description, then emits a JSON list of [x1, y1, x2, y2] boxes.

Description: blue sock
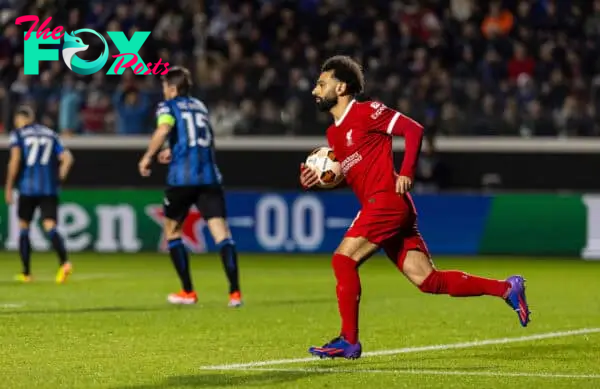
[[217, 238, 240, 294], [168, 238, 194, 292], [47, 228, 67, 266], [19, 229, 31, 275]]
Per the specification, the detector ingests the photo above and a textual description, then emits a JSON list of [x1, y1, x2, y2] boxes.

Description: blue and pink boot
[[308, 336, 362, 359], [504, 275, 531, 327]]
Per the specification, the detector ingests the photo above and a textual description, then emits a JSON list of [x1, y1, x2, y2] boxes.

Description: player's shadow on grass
[[358, 343, 600, 365], [0, 305, 172, 316], [356, 362, 491, 371], [113, 370, 325, 388], [255, 297, 333, 307], [465, 343, 600, 361]]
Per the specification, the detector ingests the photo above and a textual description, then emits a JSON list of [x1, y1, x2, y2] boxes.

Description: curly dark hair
[[321, 55, 365, 96]]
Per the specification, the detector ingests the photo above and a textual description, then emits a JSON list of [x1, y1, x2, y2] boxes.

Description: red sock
[[332, 253, 361, 344], [419, 270, 509, 298]]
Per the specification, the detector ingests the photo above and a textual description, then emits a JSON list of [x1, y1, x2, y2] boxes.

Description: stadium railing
[[1, 135, 599, 152]]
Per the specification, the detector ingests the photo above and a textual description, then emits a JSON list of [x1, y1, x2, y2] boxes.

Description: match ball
[[305, 147, 344, 189]]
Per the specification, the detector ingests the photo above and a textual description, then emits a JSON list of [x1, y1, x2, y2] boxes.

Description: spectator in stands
[[31, 71, 55, 117], [556, 95, 596, 136], [481, 0, 514, 39], [585, 0, 600, 37], [112, 87, 150, 135], [0, 0, 597, 137], [508, 42, 536, 81], [501, 97, 521, 135], [82, 91, 112, 134], [521, 99, 557, 136], [58, 75, 82, 136]]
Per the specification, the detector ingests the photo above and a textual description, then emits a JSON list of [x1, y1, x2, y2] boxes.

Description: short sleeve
[[53, 134, 65, 154], [156, 101, 175, 126], [9, 132, 20, 148]]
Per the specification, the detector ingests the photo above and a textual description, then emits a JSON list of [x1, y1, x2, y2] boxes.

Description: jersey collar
[[334, 99, 356, 127]]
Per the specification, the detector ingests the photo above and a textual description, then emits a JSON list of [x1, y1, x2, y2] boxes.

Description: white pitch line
[[0, 303, 25, 309], [200, 327, 600, 370], [2, 273, 124, 282], [70, 273, 124, 281], [240, 367, 600, 380]]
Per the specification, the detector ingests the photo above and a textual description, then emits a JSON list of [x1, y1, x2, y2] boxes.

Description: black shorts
[[163, 185, 227, 224], [18, 195, 58, 222]]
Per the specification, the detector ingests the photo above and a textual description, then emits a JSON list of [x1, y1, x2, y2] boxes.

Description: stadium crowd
[[0, 0, 599, 137]]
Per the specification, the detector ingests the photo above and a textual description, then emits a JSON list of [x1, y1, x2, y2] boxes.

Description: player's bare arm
[[5, 146, 21, 205], [58, 149, 74, 182], [139, 123, 172, 176], [157, 139, 172, 164], [157, 148, 172, 164]]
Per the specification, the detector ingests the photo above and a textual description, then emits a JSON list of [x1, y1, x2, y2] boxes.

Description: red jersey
[[326, 100, 424, 205]]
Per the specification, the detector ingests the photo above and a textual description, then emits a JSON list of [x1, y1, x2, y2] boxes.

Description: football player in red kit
[[300, 55, 530, 360]]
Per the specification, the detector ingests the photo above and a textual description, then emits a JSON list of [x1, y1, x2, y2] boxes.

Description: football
[[304, 147, 344, 189]]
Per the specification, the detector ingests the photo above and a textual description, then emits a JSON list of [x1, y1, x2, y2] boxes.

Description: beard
[[315, 95, 338, 112]]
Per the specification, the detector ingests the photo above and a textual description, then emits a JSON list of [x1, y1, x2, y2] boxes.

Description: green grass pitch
[[1, 253, 599, 389]]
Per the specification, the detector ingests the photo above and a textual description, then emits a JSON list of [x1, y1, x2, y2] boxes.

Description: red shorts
[[345, 193, 430, 266]]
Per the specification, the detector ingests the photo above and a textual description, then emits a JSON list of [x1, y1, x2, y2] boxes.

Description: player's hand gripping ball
[[304, 147, 344, 189]]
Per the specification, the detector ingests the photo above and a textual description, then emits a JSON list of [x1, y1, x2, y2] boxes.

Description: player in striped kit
[[138, 67, 242, 307], [5, 106, 74, 283]]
